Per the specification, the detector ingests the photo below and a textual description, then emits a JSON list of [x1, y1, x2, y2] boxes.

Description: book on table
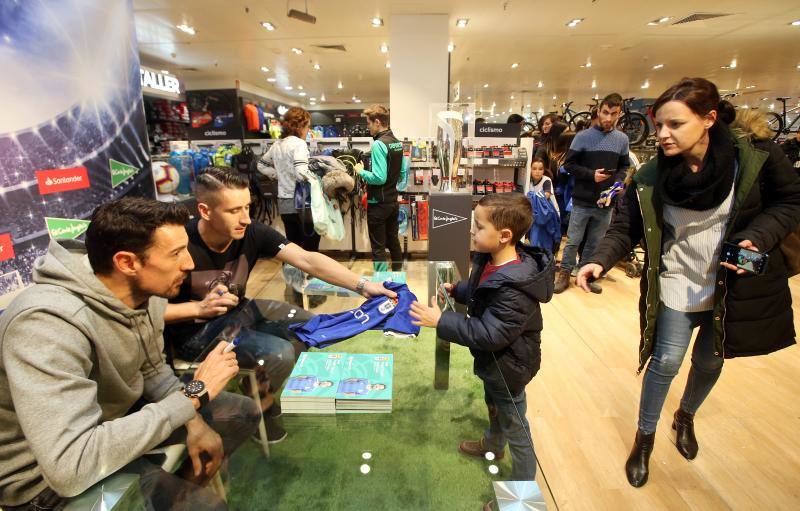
[[282, 352, 393, 414]]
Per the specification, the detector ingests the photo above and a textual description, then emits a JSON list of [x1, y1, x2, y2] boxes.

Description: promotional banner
[[0, 0, 154, 308], [186, 89, 244, 140]]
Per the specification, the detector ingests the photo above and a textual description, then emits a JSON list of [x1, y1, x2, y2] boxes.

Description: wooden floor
[[248, 257, 800, 511]]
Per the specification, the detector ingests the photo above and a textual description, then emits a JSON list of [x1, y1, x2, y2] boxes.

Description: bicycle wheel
[[766, 112, 783, 141], [618, 112, 649, 146], [570, 111, 592, 130]]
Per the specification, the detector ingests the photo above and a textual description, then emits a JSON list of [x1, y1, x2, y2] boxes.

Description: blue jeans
[[560, 204, 612, 272], [638, 304, 724, 434], [179, 301, 301, 395], [482, 381, 537, 481]]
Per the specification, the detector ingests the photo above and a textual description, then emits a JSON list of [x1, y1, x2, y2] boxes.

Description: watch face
[[185, 380, 205, 396]]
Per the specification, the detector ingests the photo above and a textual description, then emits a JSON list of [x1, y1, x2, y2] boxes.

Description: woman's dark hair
[[538, 113, 557, 133], [717, 100, 736, 125], [507, 113, 525, 124], [281, 107, 311, 139], [652, 77, 722, 119], [86, 197, 190, 275]]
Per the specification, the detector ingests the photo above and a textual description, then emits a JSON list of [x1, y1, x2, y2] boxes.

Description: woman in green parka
[[577, 77, 800, 488]]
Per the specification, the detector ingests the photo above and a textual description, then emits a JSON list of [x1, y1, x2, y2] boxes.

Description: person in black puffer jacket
[[578, 78, 800, 489], [410, 193, 554, 486]]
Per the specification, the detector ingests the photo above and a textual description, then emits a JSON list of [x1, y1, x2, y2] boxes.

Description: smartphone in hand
[[720, 242, 768, 275]]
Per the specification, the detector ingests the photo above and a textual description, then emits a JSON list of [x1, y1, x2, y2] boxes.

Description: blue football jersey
[[290, 282, 420, 347]]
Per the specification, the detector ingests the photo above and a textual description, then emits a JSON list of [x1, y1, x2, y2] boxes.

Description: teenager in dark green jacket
[[360, 105, 405, 271], [578, 78, 800, 488]]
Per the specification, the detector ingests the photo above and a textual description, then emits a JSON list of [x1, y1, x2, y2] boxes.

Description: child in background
[[529, 158, 559, 213], [409, 193, 554, 488], [529, 158, 561, 256]]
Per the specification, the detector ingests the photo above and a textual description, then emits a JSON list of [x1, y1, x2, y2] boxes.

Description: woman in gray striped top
[[578, 77, 800, 488]]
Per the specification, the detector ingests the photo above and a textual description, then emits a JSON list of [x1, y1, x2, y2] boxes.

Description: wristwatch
[[183, 380, 209, 409], [355, 276, 368, 295]]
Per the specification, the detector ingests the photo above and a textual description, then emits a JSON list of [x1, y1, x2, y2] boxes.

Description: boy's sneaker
[[267, 402, 282, 418], [458, 438, 505, 460]]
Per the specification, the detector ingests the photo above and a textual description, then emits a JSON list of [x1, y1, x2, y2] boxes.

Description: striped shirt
[[659, 182, 735, 312]]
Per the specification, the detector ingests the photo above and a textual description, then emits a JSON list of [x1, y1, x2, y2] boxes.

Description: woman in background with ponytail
[[577, 77, 800, 487]]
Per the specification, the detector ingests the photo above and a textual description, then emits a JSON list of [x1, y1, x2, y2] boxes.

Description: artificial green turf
[[226, 329, 514, 510]]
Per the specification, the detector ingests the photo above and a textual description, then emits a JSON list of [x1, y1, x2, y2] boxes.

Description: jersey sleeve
[[251, 222, 289, 258], [360, 140, 389, 185]]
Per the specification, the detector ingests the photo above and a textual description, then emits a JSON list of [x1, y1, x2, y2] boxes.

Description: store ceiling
[[134, 0, 800, 117]]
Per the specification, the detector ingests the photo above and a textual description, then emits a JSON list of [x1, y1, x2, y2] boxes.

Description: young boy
[[409, 193, 554, 482]]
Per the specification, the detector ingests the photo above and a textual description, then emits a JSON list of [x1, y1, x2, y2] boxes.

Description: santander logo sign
[[36, 167, 90, 195]]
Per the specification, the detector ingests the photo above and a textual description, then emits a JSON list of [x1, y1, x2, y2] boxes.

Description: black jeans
[[281, 210, 320, 251], [6, 392, 260, 511], [367, 202, 403, 271]]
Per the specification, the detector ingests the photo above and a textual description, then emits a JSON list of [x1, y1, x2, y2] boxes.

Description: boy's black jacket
[[437, 244, 555, 394]]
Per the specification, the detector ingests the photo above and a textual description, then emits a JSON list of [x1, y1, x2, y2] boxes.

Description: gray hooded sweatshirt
[[0, 240, 196, 505]]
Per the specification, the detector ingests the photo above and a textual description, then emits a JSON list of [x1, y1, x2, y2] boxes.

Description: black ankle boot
[[625, 429, 655, 488], [672, 409, 698, 460]]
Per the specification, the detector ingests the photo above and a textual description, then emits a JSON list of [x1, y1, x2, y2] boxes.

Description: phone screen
[[720, 243, 768, 275]]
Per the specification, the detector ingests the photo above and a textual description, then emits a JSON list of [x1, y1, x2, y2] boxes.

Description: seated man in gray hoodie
[[0, 197, 259, 510]]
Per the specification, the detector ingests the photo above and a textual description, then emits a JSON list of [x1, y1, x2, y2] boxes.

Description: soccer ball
[[152, 161, 180, 195]]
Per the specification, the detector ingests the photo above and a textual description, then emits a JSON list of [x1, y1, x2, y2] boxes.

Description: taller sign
[[140, 67, 182, 97]]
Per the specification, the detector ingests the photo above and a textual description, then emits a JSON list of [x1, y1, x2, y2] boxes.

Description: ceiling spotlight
[[790, 20, 800, 26], [260, 66, 270, 73], [285, 86, 293, 90], [448, 42, 455, 52], [337, 81, 343, 89], [320, 94, 326, 101], [746, 85, 756, 89], [267, 77, 277, 82], [456, 18, 469, 28], [648, 16, 671, 26], [538, 81, 543, 88], [652, 63, 664, 70], [261, 21, 276, 31], [385, 61, 391, 69], [176, 24, 196, 35], [291, 47, 303, 55], [310, 97, 316, 101], [313, 63, 320, 70], [298, 85, 304, 90], [299, 92, 307, 96], [526, 104, 531, 108], [380, 42, 388, 53], [566, 18, 584, 28], [591, 79, 597, 89], [511, 62, 519, 69], [510, 95, 515, 99], [371, 17, 383, 27], [761, 97, 768, 101], [288, 8, 316, 24], [467, 96, 472, 100], [641, 79, 650, 89], [552, 95, 557, 100], [483, 83, 489, 88]]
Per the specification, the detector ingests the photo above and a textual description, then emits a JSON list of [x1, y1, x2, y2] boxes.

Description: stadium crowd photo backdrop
[[0, 0, 154, 308]]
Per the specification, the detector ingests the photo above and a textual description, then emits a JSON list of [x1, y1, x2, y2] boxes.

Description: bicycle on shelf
[[617, 97, 650, 147], [558, 100, 594, 131], [767, 97, 800, 141]]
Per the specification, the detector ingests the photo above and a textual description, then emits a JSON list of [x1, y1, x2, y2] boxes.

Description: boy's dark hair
[[506, 113, 524, 124], [196, 167, 250, 204], [600, 93, 623, 110], [86, 197, 190, 275], [477, 193, 533, 243]]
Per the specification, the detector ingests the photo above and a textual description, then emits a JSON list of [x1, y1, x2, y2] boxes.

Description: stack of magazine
[[282, 352, 393, 414]]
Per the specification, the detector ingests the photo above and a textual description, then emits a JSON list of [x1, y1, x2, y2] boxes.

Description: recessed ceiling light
[[291, 47, 303, 55], [510, 95, 515, 99], [448, 42, 455, 52], [591, 79, 597, 89], [456, 18, 469, 28], [566, 18, 584, 28], [511, 62, 519, 69], [761, 97, 768, 101], [337, 81, 343, 89], [385, 61, 391, 69], [261, 21, 276, 31], [380, 42, 388, 53], [313, 63, 320, 70], [641, 79, 650, 89], [310, 97, 317, 101], [176, 24, 196, 35], [260, 66, 270, 73], [483, 83, 489, 88], [298, 85, 304, 90], [371, 17, 383, 27], [652, 64, 664, 70], [648, 16, 671, 26], [746, 85, 756, 89], [267, 77, 277, 82], [299, 92, 307, 96], [467, 96, 472, 100], [538, 81, 543, 88], [552, 95, 557, 100], [790, 20, 800, 26], [285, 86, 293, 90], [526, 104, 531, 108], [321, 94, 326, 101], [355, 99, 362, 103]]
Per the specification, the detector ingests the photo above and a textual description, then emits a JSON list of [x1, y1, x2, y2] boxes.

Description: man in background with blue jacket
[[360, 105, 404, 271]]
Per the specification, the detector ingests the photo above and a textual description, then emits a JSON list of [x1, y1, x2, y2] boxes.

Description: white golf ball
[[360, 464, 371, 474]]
